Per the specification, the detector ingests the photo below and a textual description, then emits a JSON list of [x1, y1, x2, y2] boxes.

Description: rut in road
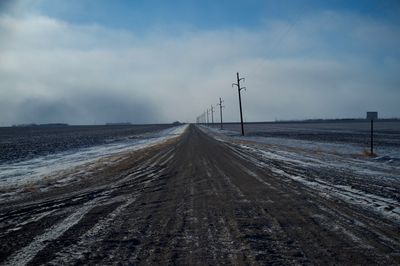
[[1, 124, 399, 265]]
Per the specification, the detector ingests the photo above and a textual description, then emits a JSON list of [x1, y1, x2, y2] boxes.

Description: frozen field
[[219, 120, 400, 159], [202, 124, 400, 223], [222, 120, 400, 148], [0, 125, 186, 198], [0, 124, 175, 164]]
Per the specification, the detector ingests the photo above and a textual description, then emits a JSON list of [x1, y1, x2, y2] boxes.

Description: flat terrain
[[1, 125, 399, 265], [223, 121, 400, 148], [0, 124, 174, 163]]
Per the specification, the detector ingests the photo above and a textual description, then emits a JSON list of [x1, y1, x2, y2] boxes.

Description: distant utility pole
[[206, 109, 209, 125], [232, 72, 246, 136], [217, 97, 225, 129], [367, 112, 378, 155], [211, 105, 214, 127]]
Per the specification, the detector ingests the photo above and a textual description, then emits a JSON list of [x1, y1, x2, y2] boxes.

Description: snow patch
[[0, 125, 187, 193]]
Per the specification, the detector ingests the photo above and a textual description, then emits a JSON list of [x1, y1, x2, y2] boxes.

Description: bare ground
[[0, 124, 399, 265]]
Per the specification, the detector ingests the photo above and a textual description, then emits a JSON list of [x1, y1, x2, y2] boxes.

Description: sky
[[0, 0, 399, 125]]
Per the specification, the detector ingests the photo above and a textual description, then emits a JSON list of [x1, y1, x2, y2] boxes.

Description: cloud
[[0, 8, 399, 125], [0, 0, 16, 15]]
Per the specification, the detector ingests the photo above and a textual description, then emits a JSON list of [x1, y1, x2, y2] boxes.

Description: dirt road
[[1, 125, 399, 265]]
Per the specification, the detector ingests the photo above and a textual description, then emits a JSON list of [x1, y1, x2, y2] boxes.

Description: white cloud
[[0, 10, 399, 125]]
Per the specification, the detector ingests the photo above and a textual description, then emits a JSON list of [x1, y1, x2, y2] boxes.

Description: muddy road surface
[[1, 125, 399, 265]]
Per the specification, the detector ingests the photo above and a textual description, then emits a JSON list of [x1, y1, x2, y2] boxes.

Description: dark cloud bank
[[11, 93, 159, 125]]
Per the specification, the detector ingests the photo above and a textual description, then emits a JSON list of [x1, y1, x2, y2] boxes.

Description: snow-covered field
[[0, 125, 187, 199], [202, 125, 400, 223], [222, 121, 400, 156]]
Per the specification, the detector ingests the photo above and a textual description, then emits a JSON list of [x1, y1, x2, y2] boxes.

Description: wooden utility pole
[[367, 112, 378, 156], [211, 105, 214, 127], [232, 72, 246, 136], [371, 119, 374, 154], [217, 97, 224, 129]]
